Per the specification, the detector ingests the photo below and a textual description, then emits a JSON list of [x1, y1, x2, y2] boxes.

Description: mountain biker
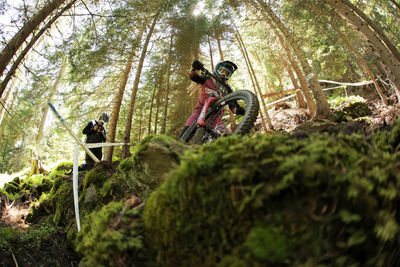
[[179, 60, 245, 138]]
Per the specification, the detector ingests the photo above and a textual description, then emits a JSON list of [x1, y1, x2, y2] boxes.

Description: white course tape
[[318, 79, 374, 87], [72, 142, 129, 231], [265, 79, 374, 108], [73, 143, 81, 232]]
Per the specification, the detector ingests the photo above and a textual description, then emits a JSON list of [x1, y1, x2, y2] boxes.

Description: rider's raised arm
[[189, 69, 207, 84], [189, 60, 207, 84]]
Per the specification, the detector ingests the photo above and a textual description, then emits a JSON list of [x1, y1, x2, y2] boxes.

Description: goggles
[[216, 66, 232, 79]]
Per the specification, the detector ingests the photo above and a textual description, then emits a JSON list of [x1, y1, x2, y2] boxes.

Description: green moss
[[49, 161, 73, 177], [82, 164, 109, 191], [3, 177, 20, 195], [343, 102, 372, 118], [119, 135, 190, 200], [75, 201, 146, 266], [52, 178, 74, 226], [143, 119, 400, 266], [99, 171, 133, 203], [17, 119, 400, 266], [244, 226, 288, 263], [0, 227, 17, 250]]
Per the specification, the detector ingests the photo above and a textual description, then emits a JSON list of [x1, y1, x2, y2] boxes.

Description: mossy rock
[[143, 120, 400, 266], [74, 198, 148, 266], [343, 102, 372, 118], [330, 110, 351, 123], [25, 136, 190, 231], [26, 175, 73, 226], [119, 135, 191, 200], [51, 161, 73, 173]]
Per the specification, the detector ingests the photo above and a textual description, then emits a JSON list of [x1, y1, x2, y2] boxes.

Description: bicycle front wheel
[[180, 90, 259, 144]]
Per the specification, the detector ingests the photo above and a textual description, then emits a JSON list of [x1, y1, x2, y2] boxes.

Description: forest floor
[[1, 92, 399, 266], [263, 95, 400, 134], [0, 193, 80, 266]]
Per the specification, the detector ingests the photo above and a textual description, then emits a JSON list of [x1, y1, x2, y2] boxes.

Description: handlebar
[[200, 66, 218, 81]]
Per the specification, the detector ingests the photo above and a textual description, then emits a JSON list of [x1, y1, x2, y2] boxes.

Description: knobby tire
[[180, 90, 259, 144]]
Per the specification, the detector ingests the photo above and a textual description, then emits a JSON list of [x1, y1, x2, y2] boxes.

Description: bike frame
[[196, 96, 217, 127], [196, 95, 228, 139]]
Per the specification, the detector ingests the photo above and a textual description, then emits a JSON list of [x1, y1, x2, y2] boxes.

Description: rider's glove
[[236, 106, 245, 116], [192, 60, 204, 71]]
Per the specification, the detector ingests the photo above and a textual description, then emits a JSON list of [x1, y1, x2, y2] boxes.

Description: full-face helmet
[[213, 61, 238, 81]]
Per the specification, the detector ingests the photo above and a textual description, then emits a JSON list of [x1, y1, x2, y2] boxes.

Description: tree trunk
[[284, 60, 300, 91], [104, 29, 144, 162], [148, 85, 156, 135], [306, 1, 388, 106], [217, 36, 224, 61], [273, 27, 316, 116], [0, 73, 19, 127], [326, 0, 400, 98], [30, 58, 67, 175], [207, 36, 214, 70], [122, 16, 158, 159], [253, 0, 330, 119], [154, 73, 163, 135], [346, 59, 360, 81], [274, 59, 284, 97], [0, 0, 69, 78], [138, 109, 143, 143], [0, 0, 77, 98], [36, 59, 67, 147], [0, 87, 19, 138], [161, 30, 174, 135], [235, 28, 273, 131], [340, 0, 400, 63], [389, 0, 400, 10], [241, 50, 269, 132]]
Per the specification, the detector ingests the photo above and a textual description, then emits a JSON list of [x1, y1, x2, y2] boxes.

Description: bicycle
[[180, 66, 260, 144]]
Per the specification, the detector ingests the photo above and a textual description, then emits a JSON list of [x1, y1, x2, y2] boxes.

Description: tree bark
[[217, 36, 224, 61], [154, 73, 163, 135], [235, 28, 273, 131], [122, 16, 158, 159], [306, 1, 388, 106], [0, 0, 69, 78], [272, 27, 316, 116], [138, 109, 143, 143], [148, 85, 156, 135], [36, 59, 67, 147], [104, 28, 144, 162], [389, 0, 400, 10], [340, 0, 400, 63], [33, 62, 68, 176], [253, 0, 330, 117], [326, 0, 400, 98], [284, 60, 300, 91], [161, 30, 174, 135], [274, 58, 284, 97], [0, 74, 19, 127], [0, 0, 77, 98], [0, 87, 19, 138], [345, 59, 360, 81], [207, 36, 214, 70]]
